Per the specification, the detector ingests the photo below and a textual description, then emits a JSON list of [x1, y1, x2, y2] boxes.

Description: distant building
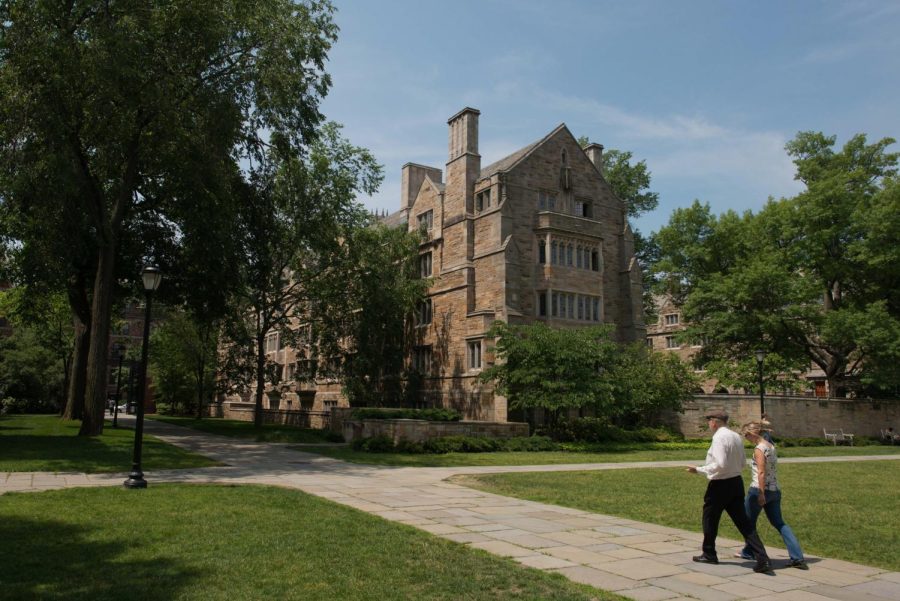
[[645, 294, 724, 394]]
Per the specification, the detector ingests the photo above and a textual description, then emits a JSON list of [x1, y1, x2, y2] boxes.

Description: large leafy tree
[[481, 322, 619, 423], [480, 322, 696, 425], [335, 223, 429, 407], [221, 123, 381, 427], [0, 0, 338, 435], [654, 132, 900, 395], [149, 308, 219, 418], [0, 286, 72, 411]]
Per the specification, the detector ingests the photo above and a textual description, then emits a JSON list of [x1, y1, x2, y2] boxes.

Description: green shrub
[[351, 434, 395, 452], [351, 408, 461, 422], [350, 434, 560, 454], [0, 396, 56, 415], [779, 437, 829, 447], [503, 436, 558, 452], [394, 438, 425, 454], [324, 431, 345, 443]]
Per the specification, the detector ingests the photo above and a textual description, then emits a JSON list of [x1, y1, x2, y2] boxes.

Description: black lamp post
[[112, 343, 125, 428], [755, 349, 767, 417], [124, 265, 162, 489]]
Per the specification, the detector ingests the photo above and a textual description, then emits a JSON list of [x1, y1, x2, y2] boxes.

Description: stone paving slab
[[2, 415, 898, 601]]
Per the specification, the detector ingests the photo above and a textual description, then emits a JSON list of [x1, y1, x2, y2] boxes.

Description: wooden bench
[[823, 428, 854, 446]]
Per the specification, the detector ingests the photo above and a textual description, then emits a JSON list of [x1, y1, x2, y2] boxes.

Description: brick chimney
[[584, 143, 604, 175]]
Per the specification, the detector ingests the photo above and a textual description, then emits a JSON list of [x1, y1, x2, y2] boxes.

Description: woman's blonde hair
[[741, 420, 773, 436]]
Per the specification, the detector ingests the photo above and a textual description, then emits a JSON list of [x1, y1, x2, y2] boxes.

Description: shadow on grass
[[0, 516, 199, 600], [0, 434, 126, 472]]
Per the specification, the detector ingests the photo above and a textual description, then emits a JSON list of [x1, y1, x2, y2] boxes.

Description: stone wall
[[664, 395, 900, 439], [342, 418, 529, 443], [209, 402, 331, 429]]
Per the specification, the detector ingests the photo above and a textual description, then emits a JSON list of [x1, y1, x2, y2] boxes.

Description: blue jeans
[[741, 488, 804, 562]]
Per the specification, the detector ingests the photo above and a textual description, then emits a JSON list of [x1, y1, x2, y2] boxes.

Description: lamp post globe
[[754, 349, 767, 417], [124, 266, 162, 489]]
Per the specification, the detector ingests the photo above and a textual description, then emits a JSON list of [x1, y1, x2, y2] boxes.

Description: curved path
[[3, 416, 899, 601]]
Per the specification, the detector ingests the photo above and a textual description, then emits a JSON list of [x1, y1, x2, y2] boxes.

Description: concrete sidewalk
[[3, 416, 899, 601]]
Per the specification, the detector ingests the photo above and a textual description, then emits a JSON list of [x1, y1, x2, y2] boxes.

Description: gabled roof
[[479, 123, 569, 180]]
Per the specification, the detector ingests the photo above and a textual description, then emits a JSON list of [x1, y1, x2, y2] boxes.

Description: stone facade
[[220, 108, 646, 422], [645, 294, 725, 393], [400, 108, 645, 421]]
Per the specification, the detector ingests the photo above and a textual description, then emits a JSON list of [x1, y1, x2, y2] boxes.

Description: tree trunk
[[80, 245, 117, 436], [63, 310, 91, 420], [254, 334, 265, 428]]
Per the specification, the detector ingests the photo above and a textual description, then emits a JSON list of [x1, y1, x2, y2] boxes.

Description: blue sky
[[320, 0, 900, 234]]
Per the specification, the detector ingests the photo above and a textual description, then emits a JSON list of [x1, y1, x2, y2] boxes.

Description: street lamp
[[124, 265, 162, 489], [755, 349, 767, 417], [112, 343, 125, 428]]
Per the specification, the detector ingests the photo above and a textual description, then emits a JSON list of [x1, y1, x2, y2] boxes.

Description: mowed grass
[[298, 442, 900, 467], [149, 415, 337, 444], [0, 414, 219, 473], [454, 460, 900, 571], [0, 484, 624, 601]]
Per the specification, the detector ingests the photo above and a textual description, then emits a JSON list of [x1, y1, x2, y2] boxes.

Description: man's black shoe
[[692, 555, 719, 565], [753, 560, 773, 573]]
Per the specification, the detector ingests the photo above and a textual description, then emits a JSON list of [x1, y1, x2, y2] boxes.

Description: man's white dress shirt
[[696, 426, 745, 481]]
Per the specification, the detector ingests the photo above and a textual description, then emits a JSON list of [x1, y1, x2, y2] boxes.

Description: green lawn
[[0, 484, 624, 601], [0, 414, 219, 473], [454, 460, 900, 571], [149, 415, 338, 444], [297, 442, 900, 467]]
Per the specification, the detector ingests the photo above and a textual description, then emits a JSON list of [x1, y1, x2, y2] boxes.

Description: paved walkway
[[3, 417, 900, 601]]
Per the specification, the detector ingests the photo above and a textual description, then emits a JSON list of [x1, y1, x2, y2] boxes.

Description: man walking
[[687, 409, 772, 573]]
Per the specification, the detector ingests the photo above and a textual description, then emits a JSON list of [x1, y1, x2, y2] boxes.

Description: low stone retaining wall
[[207, 402, 331, 429], [342, 418, 529, 443], [665, 395, 900, 439]]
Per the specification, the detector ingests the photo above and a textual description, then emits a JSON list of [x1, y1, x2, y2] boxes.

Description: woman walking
[[736, 421, 808, 569]]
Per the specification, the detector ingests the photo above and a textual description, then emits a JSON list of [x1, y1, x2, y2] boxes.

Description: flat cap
[[704, 409, 729, 421]]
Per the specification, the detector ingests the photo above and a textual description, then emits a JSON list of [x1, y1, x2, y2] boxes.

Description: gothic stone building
[[230, 108, 647, 422], [387, 107, 646, 421]]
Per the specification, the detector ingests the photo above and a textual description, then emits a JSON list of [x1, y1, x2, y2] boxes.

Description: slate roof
[[478, 124, 568, 180]]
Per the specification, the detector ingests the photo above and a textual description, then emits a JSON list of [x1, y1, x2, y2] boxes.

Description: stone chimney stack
[[401, 163, 443, 210], [585, 143, 604, 175], [448, 107, 480, 160], [445, 107, 481, 217]]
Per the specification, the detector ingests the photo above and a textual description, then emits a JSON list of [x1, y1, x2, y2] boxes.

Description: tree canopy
[[652, 132, 900, 396], [480, 322, 696, 425], [1, 0, 340, 434]]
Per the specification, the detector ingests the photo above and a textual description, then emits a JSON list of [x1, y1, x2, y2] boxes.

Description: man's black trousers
[[701, 475, 768, 560]]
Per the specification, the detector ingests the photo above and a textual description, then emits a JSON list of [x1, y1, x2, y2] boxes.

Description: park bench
[[881, 429, 899, 445], [823, 428, 854, 446]]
